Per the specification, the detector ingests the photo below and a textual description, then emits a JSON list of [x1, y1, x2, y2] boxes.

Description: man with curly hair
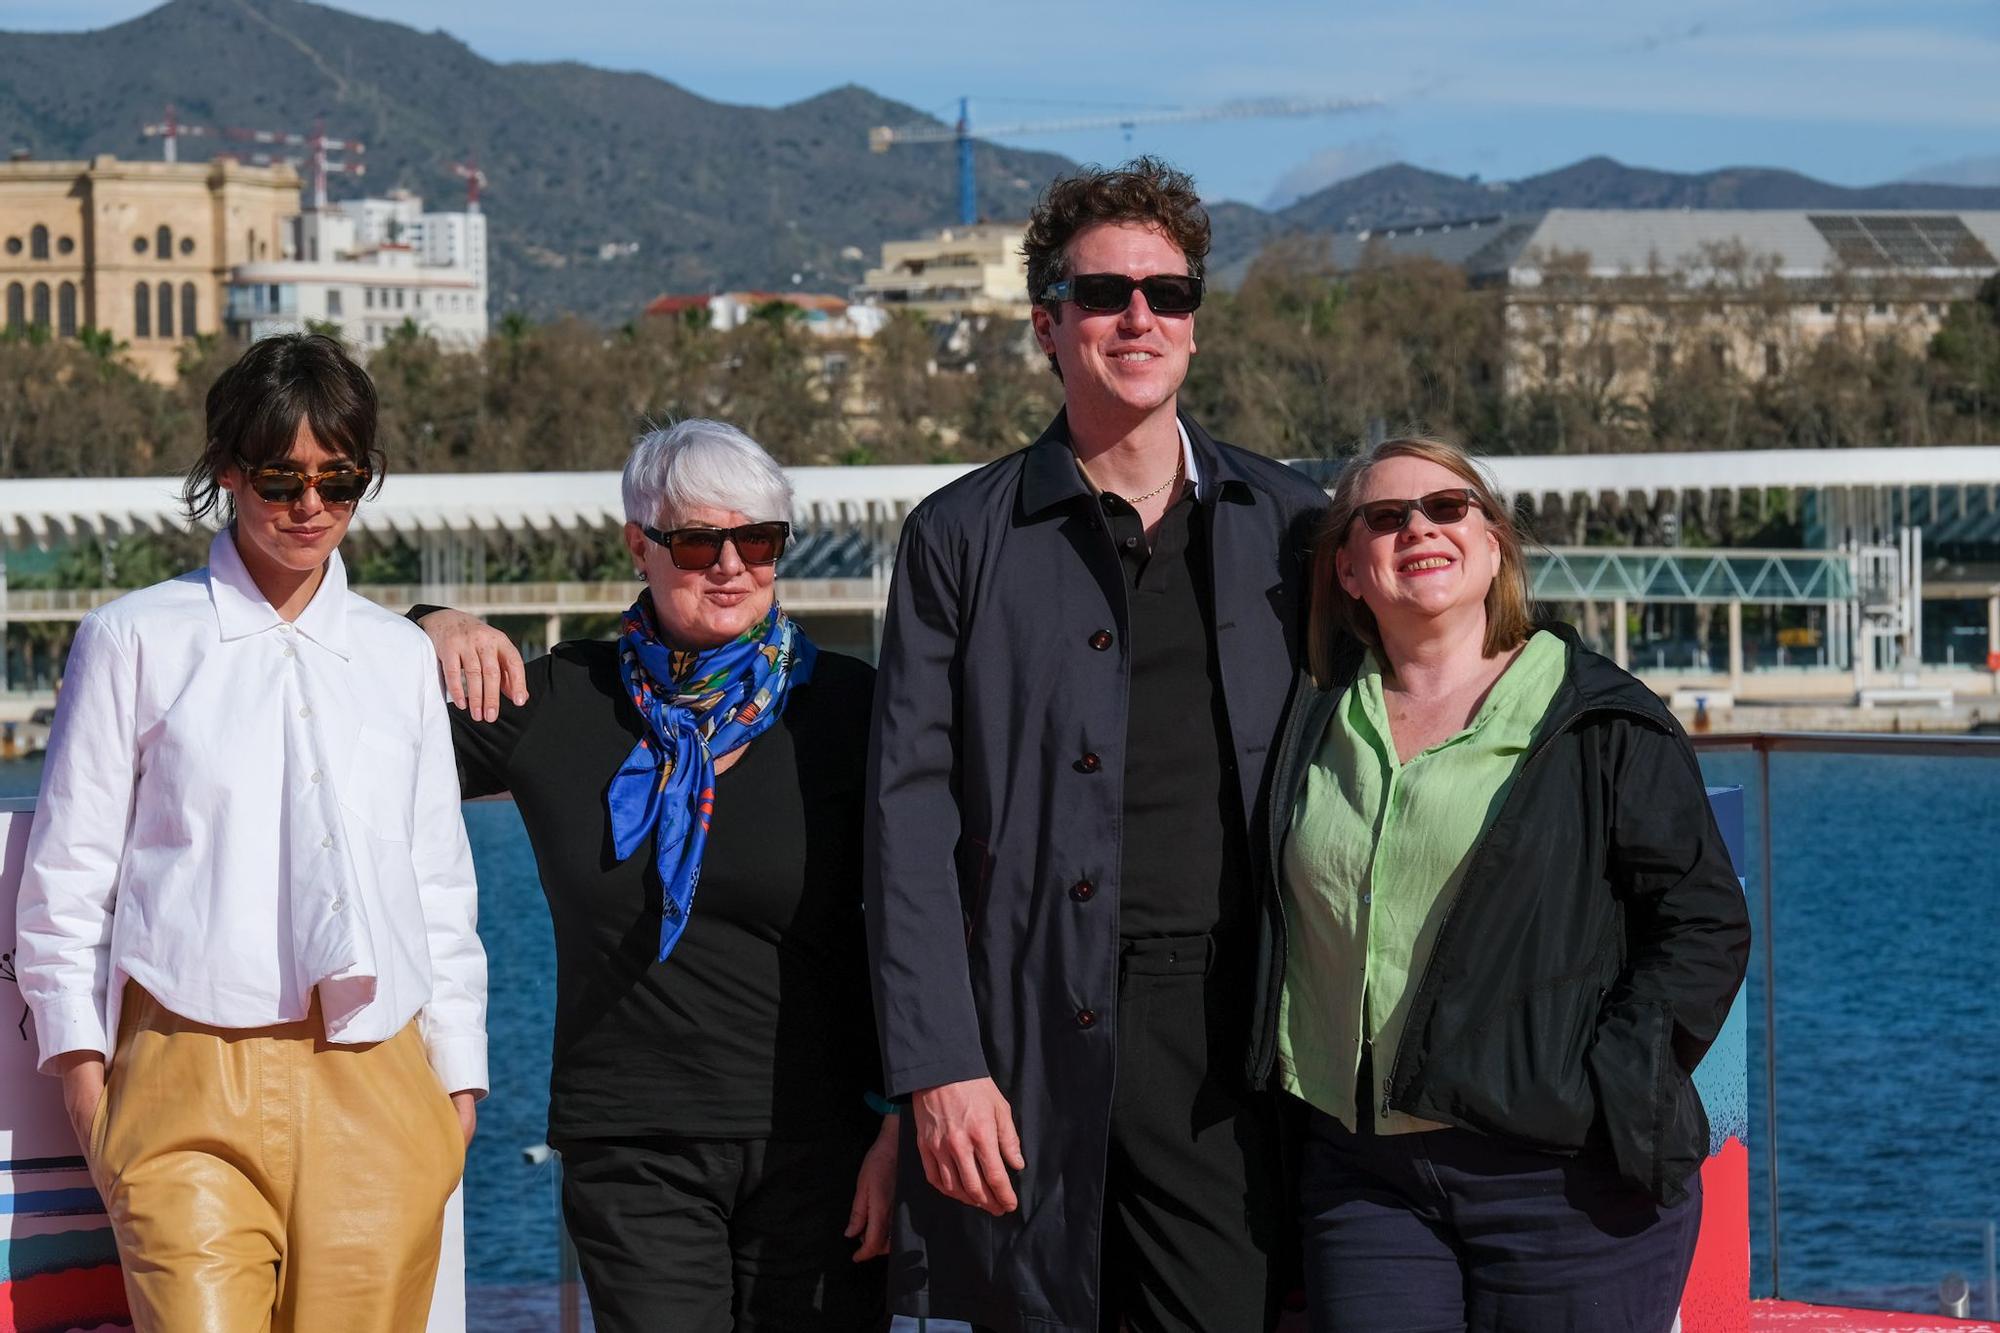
[[867, 157, 1327, 1331]]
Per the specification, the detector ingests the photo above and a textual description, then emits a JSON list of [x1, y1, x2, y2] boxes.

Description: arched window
[[31, 282, 50, 327], [30, 225, 48, 260], [133, 282, 151, 337], [180, 282, 198, 336], [157, 282, 174, 337], [156, 225, 173, 262], [57, 282, 76, 337], [4, 283, 22, 330]]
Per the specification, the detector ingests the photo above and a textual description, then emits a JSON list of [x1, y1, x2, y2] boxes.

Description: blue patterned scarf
[[608, 594, 817, 961]]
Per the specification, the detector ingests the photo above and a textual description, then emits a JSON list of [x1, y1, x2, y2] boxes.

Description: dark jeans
[[555, 1128, 888, 1333], [1297, 1102, 1700, 1333], [1100, 933, 1286, 1332]]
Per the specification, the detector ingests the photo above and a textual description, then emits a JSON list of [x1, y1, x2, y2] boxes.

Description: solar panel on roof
[[1807, 214, 1996, 269], [1810, 215, 1879, 266]]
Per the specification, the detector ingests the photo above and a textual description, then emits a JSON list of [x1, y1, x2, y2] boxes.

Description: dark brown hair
[[183, 332, 383, 523], [1021, 155, 1210, 317], [1308, 436, 1534, 685]]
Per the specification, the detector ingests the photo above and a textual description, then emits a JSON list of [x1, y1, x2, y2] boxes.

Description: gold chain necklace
[[1102, 451, 1184, 506]]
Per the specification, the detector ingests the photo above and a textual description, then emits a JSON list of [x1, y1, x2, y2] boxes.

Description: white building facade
[[225, 190, 489, 353]]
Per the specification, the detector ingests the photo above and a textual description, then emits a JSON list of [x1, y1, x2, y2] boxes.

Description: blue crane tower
[[868, 94, 1380, 227]]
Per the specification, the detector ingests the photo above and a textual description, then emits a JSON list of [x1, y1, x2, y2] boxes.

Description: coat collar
[[1305, 620, 1674, 730], [1019, 407, 1255, 519], [1536, 620, 1678, 728], [208, 526, 353, 659]]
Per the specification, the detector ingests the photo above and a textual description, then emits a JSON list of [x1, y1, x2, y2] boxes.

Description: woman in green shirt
[[1266, 437, 1749, 1331]]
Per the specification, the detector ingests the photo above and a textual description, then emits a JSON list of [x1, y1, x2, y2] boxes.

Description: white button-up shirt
[[15, 529, 487, 1096]]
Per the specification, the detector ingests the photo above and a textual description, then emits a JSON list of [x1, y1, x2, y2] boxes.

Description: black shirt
[[1099, 486, 1253, 940], [450, 639, 881, 1141]]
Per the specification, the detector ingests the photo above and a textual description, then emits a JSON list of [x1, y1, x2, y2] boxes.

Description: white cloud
[[1901, 153, 2000, 187], [1263, 137, 1403, 209]]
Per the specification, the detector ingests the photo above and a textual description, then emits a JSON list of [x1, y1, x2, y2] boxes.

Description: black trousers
[[1099, 933, 1286, 1333], [555, 1126, 888, 1333], [1298, 1104, 1701, 1333]]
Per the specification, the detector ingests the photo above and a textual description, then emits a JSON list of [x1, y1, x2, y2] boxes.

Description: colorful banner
[[0, 801, 126, 1333], [1685, 785, 1753, 1333]]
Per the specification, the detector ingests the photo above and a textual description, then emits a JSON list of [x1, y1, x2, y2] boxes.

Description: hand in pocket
[[55, 1051, 107, 1159]]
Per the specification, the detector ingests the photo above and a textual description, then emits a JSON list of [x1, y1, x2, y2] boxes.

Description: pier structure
[[0, 446, 1995, 700]]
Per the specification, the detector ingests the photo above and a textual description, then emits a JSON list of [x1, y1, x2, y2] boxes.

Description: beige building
[[0, 155, 300, 381], [1298, 209, 2000, 398], [853, 222, 1031, 320]]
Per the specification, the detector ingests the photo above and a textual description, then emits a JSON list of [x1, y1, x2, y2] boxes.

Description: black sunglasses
[[1352, 489, 1485, 535], [244, 464, 372, 506], [1038, 272, 1204, 316], [642, 521, 792, 571]]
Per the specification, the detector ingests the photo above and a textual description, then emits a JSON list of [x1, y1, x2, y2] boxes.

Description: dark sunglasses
[[642, 521, 792, 571], [1038, 272, 1204, 316], [244, 464, 372, 506], [1352, 489, 1485, 535]]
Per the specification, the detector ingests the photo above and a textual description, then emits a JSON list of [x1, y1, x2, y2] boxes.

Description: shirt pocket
[[340, 723, 420, 843]]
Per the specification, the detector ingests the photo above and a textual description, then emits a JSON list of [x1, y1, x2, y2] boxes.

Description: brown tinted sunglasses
[[244, 465, 372, 506], [641, 521, 791, 571], [1352, 489, 1484, 535]]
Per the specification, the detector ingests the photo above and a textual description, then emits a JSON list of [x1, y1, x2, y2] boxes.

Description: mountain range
[[5, 0, 1999, 321]]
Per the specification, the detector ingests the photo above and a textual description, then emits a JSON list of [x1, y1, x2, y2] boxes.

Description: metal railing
[[1688, 731, 2000, 1306], [489, 731, 1998, 1328]]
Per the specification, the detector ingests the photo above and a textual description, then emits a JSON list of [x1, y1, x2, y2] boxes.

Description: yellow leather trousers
[[90, 983, 466, 1332]]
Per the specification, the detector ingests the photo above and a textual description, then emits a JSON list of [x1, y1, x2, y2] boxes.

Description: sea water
[[4, 750, 1993, 1319]]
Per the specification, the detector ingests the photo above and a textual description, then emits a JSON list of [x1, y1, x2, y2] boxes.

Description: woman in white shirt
[[13, 333, 487, 1333]]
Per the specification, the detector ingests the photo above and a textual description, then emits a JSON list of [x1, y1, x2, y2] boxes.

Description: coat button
[[1070, 879, 1095, 902], [1076, 1008, 1097, 1029], [1088, 629, 1113, 651], [1076, 752, 1101, 773]]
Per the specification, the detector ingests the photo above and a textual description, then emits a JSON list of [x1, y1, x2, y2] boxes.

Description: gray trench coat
[[864, 411, 1327, 1332]]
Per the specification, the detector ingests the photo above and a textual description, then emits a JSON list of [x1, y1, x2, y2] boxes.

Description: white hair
[[620, 419, 794, 528]]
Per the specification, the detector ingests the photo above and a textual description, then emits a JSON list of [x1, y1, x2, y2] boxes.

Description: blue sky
[[12, 0, 2000, 206]]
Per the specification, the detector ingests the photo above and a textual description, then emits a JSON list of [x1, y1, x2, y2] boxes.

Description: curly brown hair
[[1021, 155, 1210, 316]]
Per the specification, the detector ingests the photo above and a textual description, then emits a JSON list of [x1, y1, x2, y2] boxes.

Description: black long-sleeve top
[[449, 638, 881, 1141]]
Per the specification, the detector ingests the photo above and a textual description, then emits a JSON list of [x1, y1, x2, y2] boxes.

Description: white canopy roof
[[0, 448, 1994, 547]]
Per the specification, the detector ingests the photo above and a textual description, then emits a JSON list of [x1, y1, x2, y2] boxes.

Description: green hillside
[[0, 0, 1074, 318]]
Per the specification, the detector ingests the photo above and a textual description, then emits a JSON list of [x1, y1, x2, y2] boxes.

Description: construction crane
[[140, 104, 210, 163], [452, 156, 488, 212], [869, 94, 1381, 226], [137, 107, 364, 209], [226, 118, 366, 210]]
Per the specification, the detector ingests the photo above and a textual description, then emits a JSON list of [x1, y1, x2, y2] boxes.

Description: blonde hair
[[1307, 436, 1534, 686]]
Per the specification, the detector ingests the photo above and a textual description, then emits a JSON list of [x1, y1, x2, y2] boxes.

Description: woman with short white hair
[[421, 419, 896, 1331]]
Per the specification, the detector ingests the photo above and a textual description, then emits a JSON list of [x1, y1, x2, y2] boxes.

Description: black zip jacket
[[1247, 623, 1751, 1204]]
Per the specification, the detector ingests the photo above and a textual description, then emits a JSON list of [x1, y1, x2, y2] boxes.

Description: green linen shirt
[[1277, 629, 1568, 1133]]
